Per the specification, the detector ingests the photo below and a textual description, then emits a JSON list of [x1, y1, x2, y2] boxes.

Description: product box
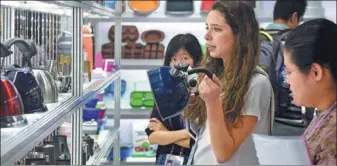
[[132, 121, 157, 158]]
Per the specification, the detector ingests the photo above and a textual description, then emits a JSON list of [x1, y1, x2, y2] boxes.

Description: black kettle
[[0, 42, 27, 128], [147, 63, 213, 120], [3, 38, 47, 114]]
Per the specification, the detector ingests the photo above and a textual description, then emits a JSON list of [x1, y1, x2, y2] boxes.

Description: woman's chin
[[209, 52, 220, 58]]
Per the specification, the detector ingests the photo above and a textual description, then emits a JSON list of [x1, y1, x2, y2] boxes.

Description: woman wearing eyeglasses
[[283, 18, 336, 165]]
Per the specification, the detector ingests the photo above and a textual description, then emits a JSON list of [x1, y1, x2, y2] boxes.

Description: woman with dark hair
[[284, 18, 336, 165], [184, 1, 274, 165], [145, 33, 203, 165]]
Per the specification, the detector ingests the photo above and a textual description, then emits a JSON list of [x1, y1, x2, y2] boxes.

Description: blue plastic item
[[82, 107, 104, 121], [105, 1, 116, 9], [147, 66, 189, 120], [85, 98, 99, 108], [104, 79, 127, 96], [108, 147, 133, 160]]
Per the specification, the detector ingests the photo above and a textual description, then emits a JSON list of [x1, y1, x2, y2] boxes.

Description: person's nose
[[204, 30, 211, 41]]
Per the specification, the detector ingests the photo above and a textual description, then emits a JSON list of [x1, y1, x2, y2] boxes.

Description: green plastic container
[[129, 82, 155, 108]]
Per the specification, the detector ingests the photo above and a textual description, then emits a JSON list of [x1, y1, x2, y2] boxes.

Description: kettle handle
[[187, 68, 213, 78], [0, 42, 12, 58], [2, 38, 34, 68], [3, 38, 32, 59], [22, 40, 37, 68]]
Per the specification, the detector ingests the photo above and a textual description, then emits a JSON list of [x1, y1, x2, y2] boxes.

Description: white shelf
[[106, 108, 151, 119], [121, 59, 163, 70], [121, 12, 206, 23]]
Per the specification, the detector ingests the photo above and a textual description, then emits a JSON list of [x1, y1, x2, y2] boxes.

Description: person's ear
[[310, 63, 324, 81], [291, 12, 299, 24]]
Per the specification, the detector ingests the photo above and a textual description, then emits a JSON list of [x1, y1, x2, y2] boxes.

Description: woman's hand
[[149, 118, 168, 131], [199, 74, 222, 104]]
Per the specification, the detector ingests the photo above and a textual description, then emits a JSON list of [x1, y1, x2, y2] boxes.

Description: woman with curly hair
[[184, 1, 274, 165]]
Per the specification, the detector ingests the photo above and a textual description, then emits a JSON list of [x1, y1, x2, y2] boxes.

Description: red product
[[201, 0, 215, 13], [0, 79, 24, 117]]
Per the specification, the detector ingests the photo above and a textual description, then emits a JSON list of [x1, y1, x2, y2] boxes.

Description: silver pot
[[33, 69, 58, 104], [24, 40, 59, 104]]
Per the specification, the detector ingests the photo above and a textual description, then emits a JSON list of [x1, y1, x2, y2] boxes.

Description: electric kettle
[[0, 42, 27, 128], [25, 40, 58, 103], [3, 38, 47, 114], [147, 63, 213, 120]]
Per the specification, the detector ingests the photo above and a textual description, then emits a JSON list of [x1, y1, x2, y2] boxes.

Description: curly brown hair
[[184, 1, 260, 127]]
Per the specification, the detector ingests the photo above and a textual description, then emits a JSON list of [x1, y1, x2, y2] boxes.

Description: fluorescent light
[[1, 1, 108, 18], [1, 1, 72, 16]]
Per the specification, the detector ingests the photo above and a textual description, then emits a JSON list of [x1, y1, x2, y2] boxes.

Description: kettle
[[25, 40, 58, 103], [0, 42, 27, 128], [147, 63, 213, 120], [3, 38, 47, 114]]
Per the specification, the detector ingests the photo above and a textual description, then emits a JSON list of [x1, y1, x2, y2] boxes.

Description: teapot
[[3, 38, 47, 114]]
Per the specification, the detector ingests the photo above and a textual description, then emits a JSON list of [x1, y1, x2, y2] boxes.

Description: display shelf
[[0, 1, 123, 164], [81, 1, 118, 17], [83, 71, 121, 102], [119, 0, 205, 23], [51, 1, 118, 17], [86, 127, 120, 165], [91, 13, 275, 23], [121, 12, 206, 23], [0, 93, 71, 144], [0, 71, 121, 165], [120, 59, 163, 70], [106, 108, 151, 119], [103, 91, 152, 119], [0, 96, 82, 165]]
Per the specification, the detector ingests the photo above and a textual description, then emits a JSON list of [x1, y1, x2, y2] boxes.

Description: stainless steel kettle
[[25, 40, 58, 103]]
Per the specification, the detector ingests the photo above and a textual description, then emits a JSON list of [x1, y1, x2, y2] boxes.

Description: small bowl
[[129, 0, 159, 15]]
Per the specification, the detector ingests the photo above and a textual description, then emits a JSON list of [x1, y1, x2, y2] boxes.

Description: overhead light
[[1, 1, 108, 18], [0, 0, 109, 18], [1, 1, 72, 16]]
